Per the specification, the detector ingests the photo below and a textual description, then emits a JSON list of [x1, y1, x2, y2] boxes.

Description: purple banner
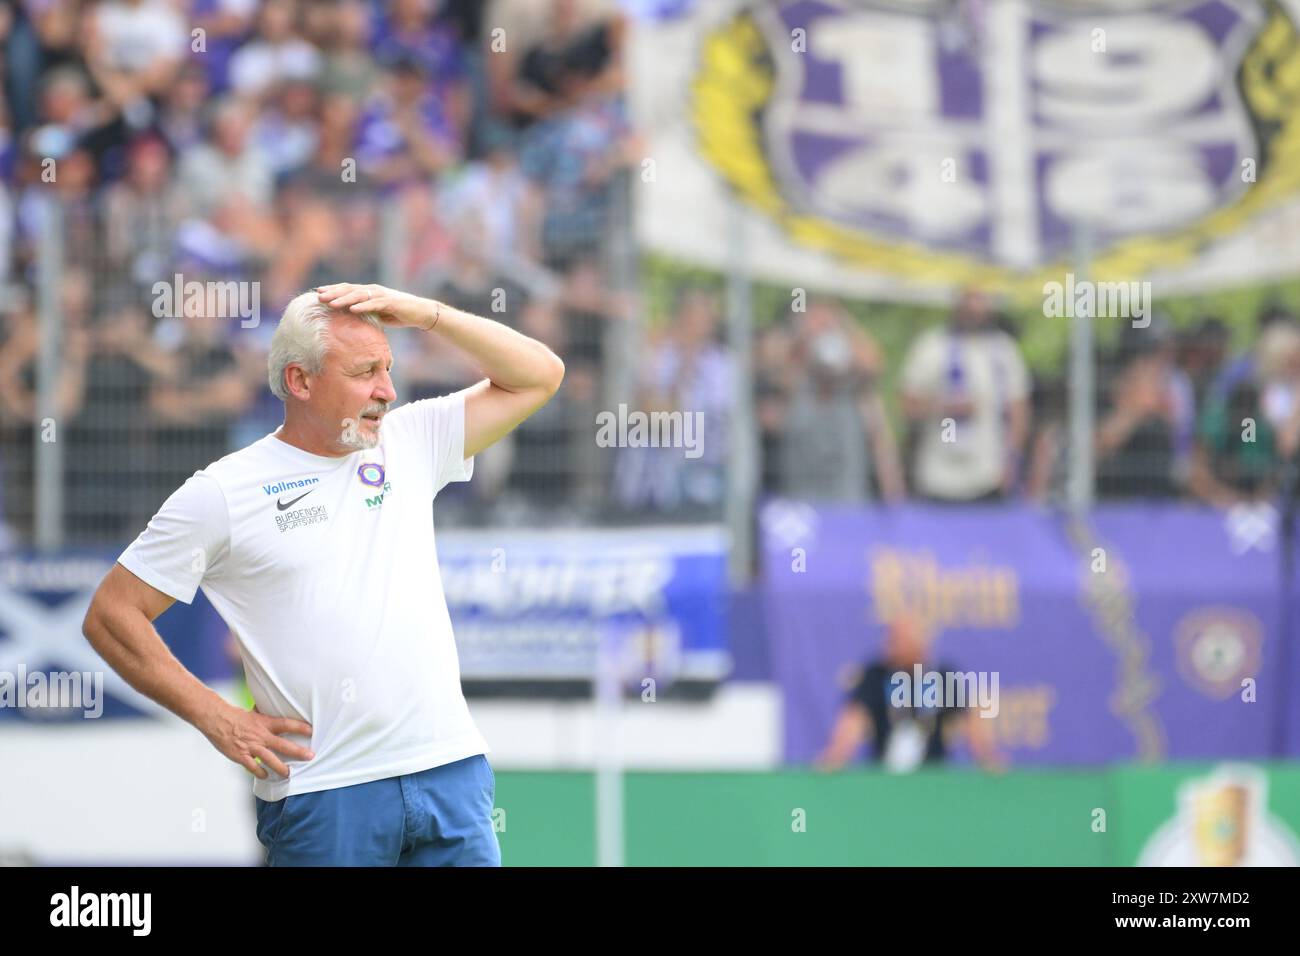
[[762, 501, 1295, 766]]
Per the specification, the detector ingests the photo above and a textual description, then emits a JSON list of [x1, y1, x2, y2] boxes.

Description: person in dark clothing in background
[[148, 290, 253, 501], [67, 301, 175, 543], [815, 612, 1004, 773], [1178, 316, 1230, 409], [1095, 317, 1195, 498]]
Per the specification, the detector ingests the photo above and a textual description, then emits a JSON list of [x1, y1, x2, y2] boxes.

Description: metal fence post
[[726, 199, 757, 582], [34, 196, 65, 552], [1068, 220, 1095, 513]]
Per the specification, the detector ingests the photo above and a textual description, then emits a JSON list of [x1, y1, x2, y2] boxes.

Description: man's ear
[[285, 364, 310, 400]]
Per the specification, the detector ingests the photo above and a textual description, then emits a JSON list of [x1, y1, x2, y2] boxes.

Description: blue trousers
[[254, 754, 500, 866]]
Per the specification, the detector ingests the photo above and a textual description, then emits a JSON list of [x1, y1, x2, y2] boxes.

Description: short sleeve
[[388, 387, 475, 496], [116, 473, 230, 605], [999, 336, 1031, 402], [160, 10, 189, 57], [900, 329, 942, 394]]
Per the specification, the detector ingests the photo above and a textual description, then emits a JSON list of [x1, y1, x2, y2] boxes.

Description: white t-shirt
[[900, 327, 1029, 500], [96, 1, 187, 73], [117, 389, 487, 801], [228, 40, 322, 97]]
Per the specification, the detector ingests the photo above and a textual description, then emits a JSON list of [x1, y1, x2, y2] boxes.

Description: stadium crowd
[[0, 0, 636, 542], [753, 290, 1300, 508], [0, 1, 1294, 548]]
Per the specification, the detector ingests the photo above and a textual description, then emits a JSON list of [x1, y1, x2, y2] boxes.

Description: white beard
[[338, 419, 381, 451]]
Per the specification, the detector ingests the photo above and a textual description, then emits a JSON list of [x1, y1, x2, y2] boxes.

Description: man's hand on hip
[[198, 701, 315, 780]]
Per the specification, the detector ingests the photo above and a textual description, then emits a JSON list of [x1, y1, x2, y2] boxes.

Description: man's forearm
[[419, 300, 565, 393], [1006, 398, 1030, 459], [84, 607, 228, 730]]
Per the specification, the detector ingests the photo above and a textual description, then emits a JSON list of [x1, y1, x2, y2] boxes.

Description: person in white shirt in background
[[900, 289, 1031, 503], [82, 283, 564, 866]]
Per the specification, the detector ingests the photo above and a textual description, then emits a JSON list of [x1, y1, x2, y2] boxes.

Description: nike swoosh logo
[[277, 490, 315, 510]]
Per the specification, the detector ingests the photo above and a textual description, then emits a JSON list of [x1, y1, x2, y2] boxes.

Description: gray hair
[[268, 290, 384, 401]]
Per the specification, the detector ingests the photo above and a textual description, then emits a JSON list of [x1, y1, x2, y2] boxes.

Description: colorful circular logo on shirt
[[357, 463, 385, 487]]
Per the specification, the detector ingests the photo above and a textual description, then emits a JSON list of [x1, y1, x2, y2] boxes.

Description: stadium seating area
[[1, 1, 1296, 550]]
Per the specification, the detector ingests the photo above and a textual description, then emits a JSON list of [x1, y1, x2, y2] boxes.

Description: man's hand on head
[[316, 283, 440, 332]]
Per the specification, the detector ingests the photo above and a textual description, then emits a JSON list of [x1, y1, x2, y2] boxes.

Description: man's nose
[[374, 368, 397, 403]]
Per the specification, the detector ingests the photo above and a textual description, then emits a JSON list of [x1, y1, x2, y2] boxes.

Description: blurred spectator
[[188, 0, 260, 95], [1191, 321, 1300, 506], [158, 60, 213, 153], [440, 0, 484, 44], [439, 124, 542, 270], [285, 91, 358, 200], [6, 2, 83, 131], [317, 0, 379, 102], [501, 299, 575, 514], [1095, 318, 1195, 498], [227, 0, 321, 100], [81, 0, 186, 129], [519, 94, 634, 269], [900, 289, 1030, 502], [267, 90, 384, 304], [177, 97, 273, 215], [1252, 321, 1300, 467], [149, 296, 253, 493], [776, 300, 903, 502], [0, 0, 653, 544], [373, 0, 469, 143], [66, 302, 173, 541], [355, 51, 460, 187], [389, 182, 455, 291], [1179, 316, 1230, 408], [260, 186, 339, 308], [26, 64, 114, 164], [429, 226, 520, 323], [2, 3, 32, 135], [175, 97, 280, 266], [1024, 377, 1068, 505], [535, 294, 605, 507], [815, 612, 1004, 773], [298, 0, 338, 47], [484, 0, 624, 128], [16, 144, 98, 275], [250, 75, 319, 179], [553, 259, 618, 387], [0, 277, 89, 424], [755, 317, 790, 494], [1209, 302, 1294, 404], [102, 132, 184, 292], [614, 288, 730, 515]]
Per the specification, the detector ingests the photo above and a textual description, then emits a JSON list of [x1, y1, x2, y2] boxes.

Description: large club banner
[[632, 0, 1300, 299], [761, 500, 1300, 765]]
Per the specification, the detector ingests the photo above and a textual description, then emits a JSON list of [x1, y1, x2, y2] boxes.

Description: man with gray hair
[[82, 283, 564, 865]]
